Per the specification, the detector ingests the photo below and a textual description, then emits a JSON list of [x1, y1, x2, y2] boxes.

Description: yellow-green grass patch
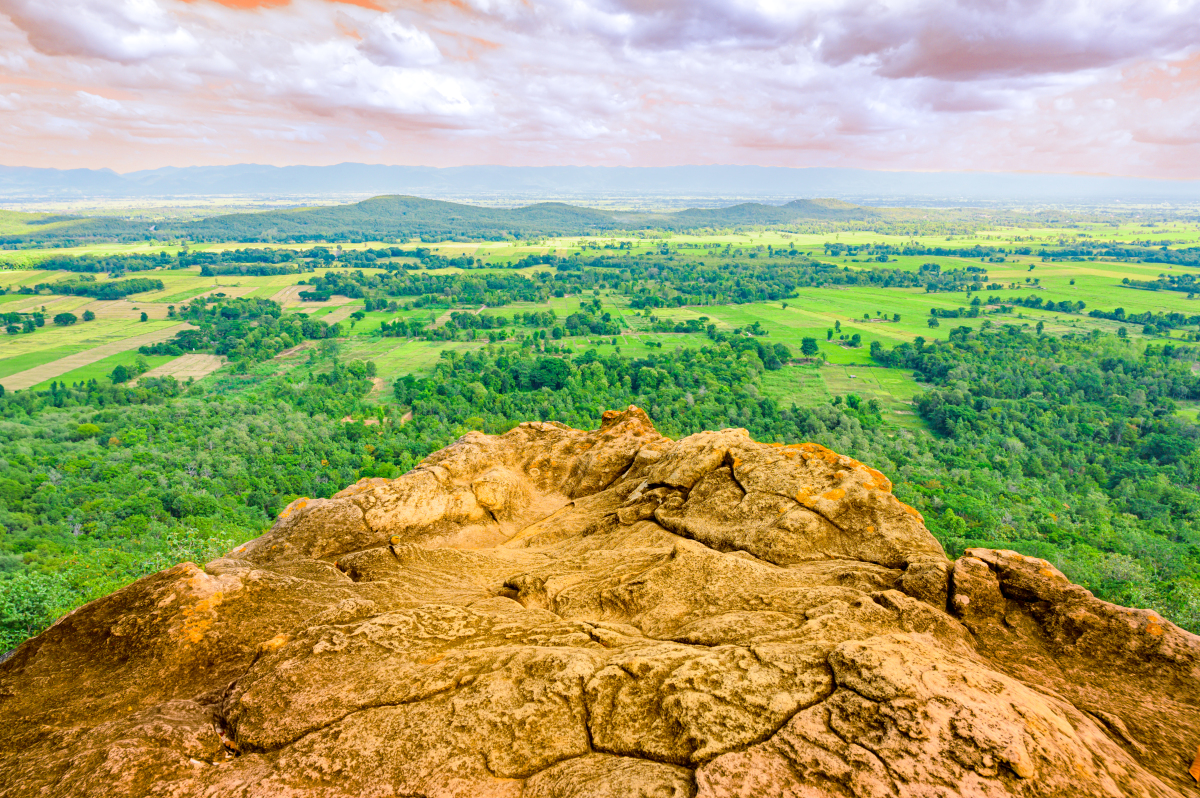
[[337, 338, 486, 385], [31, 351, 176, 390], [0, 345, 90, 381]]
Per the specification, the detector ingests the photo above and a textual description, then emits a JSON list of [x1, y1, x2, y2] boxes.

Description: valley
[[2, 201, 1200, 649]]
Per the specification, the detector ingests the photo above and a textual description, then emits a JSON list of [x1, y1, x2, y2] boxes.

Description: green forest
[[2, 310, 1199, 648], [4, 207, 1200, 651]]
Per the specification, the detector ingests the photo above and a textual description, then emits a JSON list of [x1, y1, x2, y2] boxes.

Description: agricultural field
[[0, 319, 187, 389], [4, 218, 1198, 412]]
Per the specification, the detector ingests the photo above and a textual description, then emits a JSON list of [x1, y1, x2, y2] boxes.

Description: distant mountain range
[[0, 192, 1189, 247], [3, 196, 922, 245], [2, 164, 1199, 205]]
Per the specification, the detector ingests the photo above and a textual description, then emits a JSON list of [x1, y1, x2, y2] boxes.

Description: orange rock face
[[1, 407, 1198, 797]]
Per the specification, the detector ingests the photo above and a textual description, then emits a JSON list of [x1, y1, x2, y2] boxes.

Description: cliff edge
[[1, 407, 1197, 797]]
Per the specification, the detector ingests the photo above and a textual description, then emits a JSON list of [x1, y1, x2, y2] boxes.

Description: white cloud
[[358, 14, 442, 68], [76, 91, 127, 115], [0, 0, 1198, 176], [3, 0, 199, 64]]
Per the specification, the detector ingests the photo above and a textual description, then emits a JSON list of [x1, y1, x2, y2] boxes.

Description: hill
[[178, 195, 911, 241], [1, 195, 911, 245], [0, 409, 1196, 796], [635, 198, 886, 228], [178, 195, 626, 242]]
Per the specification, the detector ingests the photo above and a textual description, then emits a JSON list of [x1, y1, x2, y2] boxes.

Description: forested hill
[[4, 196, 1009, 246], [642, 198, 883, 228], [178, 196, 625, 242]]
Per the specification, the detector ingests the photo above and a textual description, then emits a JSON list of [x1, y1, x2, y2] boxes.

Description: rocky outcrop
[[1, 407, 1197, 797]]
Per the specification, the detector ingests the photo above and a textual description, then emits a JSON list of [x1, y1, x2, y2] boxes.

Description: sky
[[0, 0, 1198, 178]]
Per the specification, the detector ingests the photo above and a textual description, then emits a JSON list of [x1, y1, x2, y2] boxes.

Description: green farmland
[[3, 219, 1198, 409]]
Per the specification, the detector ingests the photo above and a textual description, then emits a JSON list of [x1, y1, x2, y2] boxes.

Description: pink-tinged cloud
[[0, 0, 1198, 177]]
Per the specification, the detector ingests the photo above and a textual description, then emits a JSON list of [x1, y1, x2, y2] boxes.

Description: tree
[[801, 337, 819, 357], [75, 423, 102, 439], [530, 357, 570, 390], [927, 317, 940, 328], [1117, 327, 1127, 338], [893, 313, 900, 322], [82, 310, 95, 322], [53, 313, 77, 326], [1036, 321, 1044, 335], [110, 364, 130, 384], [826, 328, 833, 341], [140, 312, 149, 322], [849, 333, 862, 347], [940, 509, 969, 537]]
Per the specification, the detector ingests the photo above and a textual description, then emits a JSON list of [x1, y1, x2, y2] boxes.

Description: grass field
[[5, 220, 1199, 421], [0, 320, 188, 389], [758, 360, 927, 429], [0, 345, 91, 380], [31, 351, 176, 390], [338, 338, 486, 385]]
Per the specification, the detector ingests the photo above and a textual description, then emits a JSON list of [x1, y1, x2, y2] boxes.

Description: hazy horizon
[[5, 163, 1200, 212]]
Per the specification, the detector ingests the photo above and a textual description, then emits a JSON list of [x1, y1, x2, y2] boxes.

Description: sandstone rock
[[1, 407, 1197, 797]]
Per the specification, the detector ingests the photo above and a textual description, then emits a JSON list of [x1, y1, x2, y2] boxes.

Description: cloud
[[3, 0, 200, 64], [0, 0, 1198, 177], [358, 14, 442, 67], [76, 91, 129, 115]]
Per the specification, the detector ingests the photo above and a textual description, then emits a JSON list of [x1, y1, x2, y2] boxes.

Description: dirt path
[[275, 341, 316, 360], [1, 323, 193, 390], [130, 353, 225, 385]]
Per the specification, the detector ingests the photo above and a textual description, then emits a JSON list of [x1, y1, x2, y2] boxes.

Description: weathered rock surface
[[1, 407, 1198, 797]]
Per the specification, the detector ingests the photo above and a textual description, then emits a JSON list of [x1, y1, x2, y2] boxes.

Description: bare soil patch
[[130, 353, 224, 385]]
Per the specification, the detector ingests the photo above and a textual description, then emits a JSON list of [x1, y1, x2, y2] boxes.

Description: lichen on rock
[[1, 406, 1197, 797]]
